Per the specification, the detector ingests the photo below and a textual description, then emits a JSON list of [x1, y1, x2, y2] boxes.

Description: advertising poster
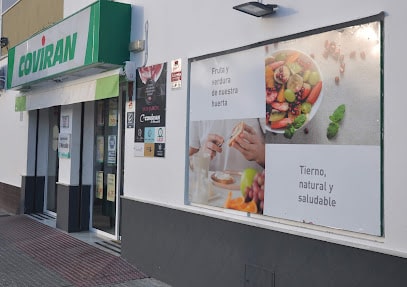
[[188, 18, 382, 235], [107, 173, 116, 202], [134, 63, 167, 157], [96, 171, 103, 199]]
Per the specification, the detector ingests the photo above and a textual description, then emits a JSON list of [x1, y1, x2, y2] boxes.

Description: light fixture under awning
[[7, 0, 131, 91]]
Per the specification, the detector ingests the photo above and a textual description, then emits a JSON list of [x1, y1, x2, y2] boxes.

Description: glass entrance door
[[45, 106, 60, 214], [92, 97, 120, 235], [91, 82, 127, 237]]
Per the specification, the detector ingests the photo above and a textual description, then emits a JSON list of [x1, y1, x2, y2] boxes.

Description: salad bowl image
[[265, 49, 323, 137]]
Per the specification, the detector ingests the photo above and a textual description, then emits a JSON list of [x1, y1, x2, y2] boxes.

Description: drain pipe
[[78, 102, 84, 230], [33, 109, 39, 213]]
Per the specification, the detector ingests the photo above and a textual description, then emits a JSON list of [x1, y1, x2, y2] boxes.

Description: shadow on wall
[[263, 5, 298, 18]]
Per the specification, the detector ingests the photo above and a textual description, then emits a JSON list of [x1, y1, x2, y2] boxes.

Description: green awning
[[15, 72, 119, 111]]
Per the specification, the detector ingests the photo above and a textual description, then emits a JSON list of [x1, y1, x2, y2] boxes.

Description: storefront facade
[[5, 0, 131, 238], [117, 1, 407, 286], [1, 0, 407, 286]]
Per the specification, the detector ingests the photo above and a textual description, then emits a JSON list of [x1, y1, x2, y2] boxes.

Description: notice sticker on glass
[[107, 135, 117, 165], [96, 171, 103, 199], [108, 99, 118, 127], [97, 101, 104, 127], [96, 136, 104, 163], [107, 173, 116, 202]]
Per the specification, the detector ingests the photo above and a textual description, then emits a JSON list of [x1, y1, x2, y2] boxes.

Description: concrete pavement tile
[[0, 246, 72, 287], [105, 278, 172, 287]]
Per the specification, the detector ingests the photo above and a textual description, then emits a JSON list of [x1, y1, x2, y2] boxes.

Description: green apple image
[[240, 168, 257, 196], [308, 71, 320, 86]]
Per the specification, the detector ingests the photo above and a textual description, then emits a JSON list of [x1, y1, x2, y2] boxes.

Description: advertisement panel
[[134, 63, 167, 158], [188, 16, 383, 235]]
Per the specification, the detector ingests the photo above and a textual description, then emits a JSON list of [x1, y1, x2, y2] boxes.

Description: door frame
[[43, 106, 60, 217], [89, 82, 126, 240]]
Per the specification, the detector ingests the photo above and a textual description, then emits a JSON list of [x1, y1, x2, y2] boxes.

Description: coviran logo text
[[140, 114, 161, 124], [18, 33, 77, 77]]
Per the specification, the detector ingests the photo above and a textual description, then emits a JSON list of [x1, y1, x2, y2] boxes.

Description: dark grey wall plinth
[[21, 176, 44, 214], [56, 184, 79, 233], [56, 184, 90, 233], [79, 185, 90, 231], [121, 198, 407, 287]]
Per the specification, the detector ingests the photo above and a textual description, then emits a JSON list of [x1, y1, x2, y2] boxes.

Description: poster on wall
[[188, 15, 383, 236], [127, 112, 135, 128], [134, 63, 167, 157], [58, 133, 71, 158], [171, 58, 182, 89], [60, 109, 72, 134]]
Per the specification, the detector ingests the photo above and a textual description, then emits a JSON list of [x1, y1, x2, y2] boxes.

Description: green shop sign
[[7, 0, 131, 90], [18, 33, 77, 78]]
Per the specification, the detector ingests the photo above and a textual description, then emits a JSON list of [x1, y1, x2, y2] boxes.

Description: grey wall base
[[56, 184, 90, 233], [121, 198, 407, 287], [21, 176, 44, 214]]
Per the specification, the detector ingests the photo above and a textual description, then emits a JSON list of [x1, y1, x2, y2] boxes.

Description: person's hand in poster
[[189, 133, 224, 160], [228, 122, 265, 168], [189, 119, 265, 171]]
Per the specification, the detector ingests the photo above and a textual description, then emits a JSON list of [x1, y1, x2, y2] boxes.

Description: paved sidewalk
[[0, 214, 171, 287]]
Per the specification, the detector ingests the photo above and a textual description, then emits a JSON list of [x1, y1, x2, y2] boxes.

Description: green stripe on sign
[[7, 47, 15, 89], [85, 3, 100, 65], [95, 74, 119, 100], [15, 96, 26, 112]]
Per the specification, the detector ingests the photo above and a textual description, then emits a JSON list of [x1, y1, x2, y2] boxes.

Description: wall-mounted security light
[[233, 1, 278, 17], [19, 86, 31, 93], [0, 37, 9, 48]]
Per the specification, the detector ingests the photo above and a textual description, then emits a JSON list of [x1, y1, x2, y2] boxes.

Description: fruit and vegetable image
[[224, 168, 265, 214], [265, 50, 323, 138], [327, 104, 346, 139]]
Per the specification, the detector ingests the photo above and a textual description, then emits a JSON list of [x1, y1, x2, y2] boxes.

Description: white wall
[[0, 60, 28, 187], [63, 0, 92, 18], [64, 0, 407, 258]]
